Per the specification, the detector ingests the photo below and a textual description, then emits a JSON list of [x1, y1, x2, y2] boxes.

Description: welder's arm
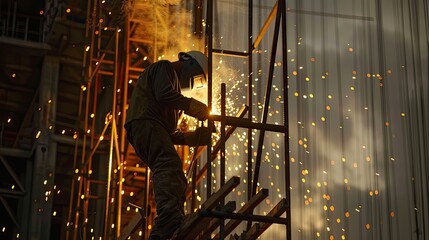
[[185, 98, 209, 121], [152, 61, 192, 110]]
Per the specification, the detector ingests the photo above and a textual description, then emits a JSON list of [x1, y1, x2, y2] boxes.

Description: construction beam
[[213, 189, 269, 239], [0, 189, 25, 196], [253, 1, 278, 51], [200, 201, 236, 238], [124, 166, 147, 173], [200, 211, 288, 225], [240, 198, 288, 240], [209, 115, 287, 133], [201, 176, 240, 210]]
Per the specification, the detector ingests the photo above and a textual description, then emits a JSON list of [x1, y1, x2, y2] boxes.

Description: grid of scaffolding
[[66, 1, 291, 239]]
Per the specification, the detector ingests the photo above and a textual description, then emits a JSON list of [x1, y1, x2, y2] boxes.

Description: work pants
[[126, 120, 187, 239]]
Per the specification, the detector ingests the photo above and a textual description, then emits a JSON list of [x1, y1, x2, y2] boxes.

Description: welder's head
[[178, 51, 208, 90]]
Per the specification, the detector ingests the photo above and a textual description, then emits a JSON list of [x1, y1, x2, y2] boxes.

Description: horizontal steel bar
[[202, 176, 240, 210], [213, 189, 269, 239], [0, 189, 25, 196], [209, 115, 287, 133], [124, 166, 147, 173], [0, 147, 32, 158], [200, 210, 288, 225]]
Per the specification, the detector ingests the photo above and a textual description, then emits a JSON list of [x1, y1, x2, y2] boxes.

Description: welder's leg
[[128, 120, 187, 239], [150, 167, 186, 239]]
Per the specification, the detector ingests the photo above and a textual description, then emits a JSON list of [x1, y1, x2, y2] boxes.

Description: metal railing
[[0, 0, 44, 42]]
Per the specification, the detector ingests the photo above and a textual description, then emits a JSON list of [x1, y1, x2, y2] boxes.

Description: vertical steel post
[[103, 117, 114, 240], [83, 0, 99, 237], [220, 83, 226, 187], [279, 1, 291, 239], [103, 27, 120, 240], [66, 86, 83, 240], [116, 27, 124, 238], [206, 0, 213, 199], [220, 83, 227, 239], [117, 16, 131, 240], [251, 0, 282, 198], [247, 0, 254, 204], [73, 0, 98, 238], [67, 0, 93, 238], [248, 1, 282, 230]]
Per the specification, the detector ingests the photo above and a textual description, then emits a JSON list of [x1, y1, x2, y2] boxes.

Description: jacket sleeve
[[151, 61, 191, 111], [170, 130, 187, 145]]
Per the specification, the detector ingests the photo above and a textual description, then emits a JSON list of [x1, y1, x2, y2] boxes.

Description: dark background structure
[[0, 0, 428, 239]]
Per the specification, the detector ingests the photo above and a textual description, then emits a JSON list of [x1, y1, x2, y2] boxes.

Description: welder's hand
[[184, 127, 212, 146], [185, 98, 209, 121]]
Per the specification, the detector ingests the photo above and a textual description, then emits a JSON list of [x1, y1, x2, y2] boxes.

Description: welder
[[124, 51, 211, 240]]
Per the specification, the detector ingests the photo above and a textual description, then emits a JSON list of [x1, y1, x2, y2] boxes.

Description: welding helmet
[[178, 51, 208, 90]]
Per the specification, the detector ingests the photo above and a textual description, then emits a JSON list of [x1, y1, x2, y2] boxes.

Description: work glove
[[185, 98, 209, 121], [184, 127, 212, 146]]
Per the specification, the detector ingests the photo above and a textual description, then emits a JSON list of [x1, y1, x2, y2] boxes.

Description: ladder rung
[[129, 67, 144, 72], [97, 70, 114, 76], [88, 179, 106, 185], [124, 166, 147, 173], [92, 58, 114, 65], [240, 198, 289, 240], [129, 37, 152, 44], [86, 133, 111, 140], [201, 176, 240, 210], [132, 176, 146, 181], [86, 195, 104, 199], [99, 49, 116, 55], [213, 188, 269, 239]]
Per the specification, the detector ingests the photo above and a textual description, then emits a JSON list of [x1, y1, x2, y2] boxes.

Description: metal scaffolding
[[66, 0, 291, 239], [66, 0, 125, 238], [168, 0, 291, 239], [66, 1, 171, 239]]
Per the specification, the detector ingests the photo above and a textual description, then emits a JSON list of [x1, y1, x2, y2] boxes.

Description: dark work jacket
[[125, 60, 191, 134]]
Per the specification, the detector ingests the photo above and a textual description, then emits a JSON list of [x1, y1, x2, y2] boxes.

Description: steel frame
[[199, 0, 291, 239], [66, 0, 124, 239], [66, 0, 291, 239], [0, 152, 28, 237], [67, 1, 172, 239]]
